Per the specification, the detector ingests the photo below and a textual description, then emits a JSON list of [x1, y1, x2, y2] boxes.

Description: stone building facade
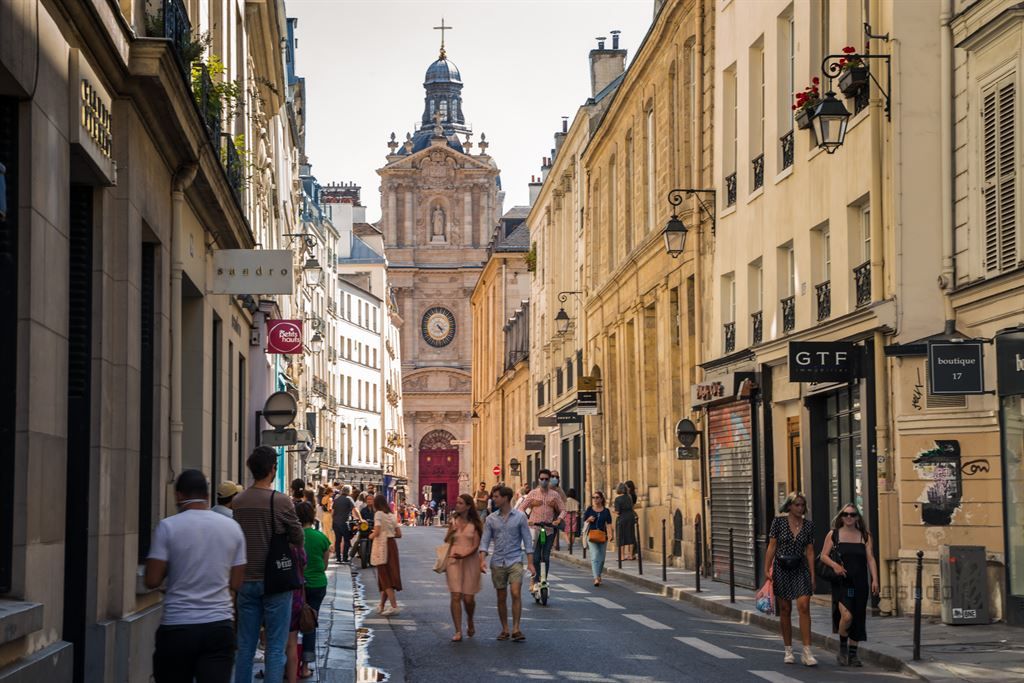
[[380, 45, 502, 505]]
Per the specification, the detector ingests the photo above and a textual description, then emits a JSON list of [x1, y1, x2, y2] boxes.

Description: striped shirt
[[232, 487, 304, 581]]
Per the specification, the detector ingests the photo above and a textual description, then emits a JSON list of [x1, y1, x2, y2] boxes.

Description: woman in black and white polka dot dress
[[765, 493, 817, 667]]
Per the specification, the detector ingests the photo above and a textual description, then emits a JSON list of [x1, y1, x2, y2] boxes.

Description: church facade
[[378, 42, 502, 506]]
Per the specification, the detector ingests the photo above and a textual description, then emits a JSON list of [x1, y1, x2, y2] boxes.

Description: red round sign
[[267, 319, 303, 354], [492, 465, 501, 477]]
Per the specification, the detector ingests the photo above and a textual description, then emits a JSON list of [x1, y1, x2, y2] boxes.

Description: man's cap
[[217, 480, 243, 498]]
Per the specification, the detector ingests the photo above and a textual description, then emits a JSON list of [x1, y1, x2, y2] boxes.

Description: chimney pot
[[596, 36, 606, 49], [611, 30, 621, 49], [562, 116, 569, 133]]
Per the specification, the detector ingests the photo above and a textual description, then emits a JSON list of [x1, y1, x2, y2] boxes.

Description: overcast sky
[[288, 0, 656, 222]]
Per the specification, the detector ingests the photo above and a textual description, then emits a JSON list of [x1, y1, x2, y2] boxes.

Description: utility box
[[939, 545, 990, 625]]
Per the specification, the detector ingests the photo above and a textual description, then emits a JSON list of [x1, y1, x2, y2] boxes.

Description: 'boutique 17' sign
[[928, 340, 985, 395]]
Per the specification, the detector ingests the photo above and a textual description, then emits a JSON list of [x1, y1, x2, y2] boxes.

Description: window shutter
[[982, 76, 1018, 274]]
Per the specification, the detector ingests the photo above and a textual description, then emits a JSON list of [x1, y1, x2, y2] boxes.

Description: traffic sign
[[492, 465, 501, 477], [261, 428, 297, 447], [262, 391, 297, 428]]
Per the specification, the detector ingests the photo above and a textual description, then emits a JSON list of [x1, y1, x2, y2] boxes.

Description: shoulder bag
[[298, 589, 318, 632], [432, 542, 453, 573], [815, 529, 844, 582], [264, 491, 303, 594]]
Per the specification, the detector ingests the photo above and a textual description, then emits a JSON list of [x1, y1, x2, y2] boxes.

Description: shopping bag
[[755, 578, 775, 615]]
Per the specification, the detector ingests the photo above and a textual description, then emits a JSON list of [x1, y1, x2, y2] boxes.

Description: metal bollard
[[636, 517, 644, 576], [662, 519, 667, 582], [913, 550, 924, 661], [728, 528, 736, 603], [569, 513, 575, 556], [618, 535, 623, 570], [694, 516, 702, 593]]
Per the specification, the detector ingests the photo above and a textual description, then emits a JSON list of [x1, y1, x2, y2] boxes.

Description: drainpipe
[[694, 0, 709, 576], [169, 162, 197, 512], [939, 0, 956, 331]]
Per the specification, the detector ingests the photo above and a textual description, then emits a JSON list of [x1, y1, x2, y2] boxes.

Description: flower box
[[839, 66, 869, 98], [795, 107, 815, 130]]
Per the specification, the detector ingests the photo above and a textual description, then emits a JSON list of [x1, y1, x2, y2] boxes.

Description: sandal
[[451, 633, 462, 642], [511, 631, 526, 642], [467, 624, 475, 637], [496, 631, 510, 641]]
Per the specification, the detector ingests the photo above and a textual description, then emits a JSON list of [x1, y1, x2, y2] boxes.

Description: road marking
[[560, 583, 589, 594], [748, 671, 802, 683], [674, 636, 743, 659], [623, 614, 672, 630], [586, 597, 624, 609]]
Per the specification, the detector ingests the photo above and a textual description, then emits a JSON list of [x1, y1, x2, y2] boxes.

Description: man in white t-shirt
[[145, 469, 246, 683]]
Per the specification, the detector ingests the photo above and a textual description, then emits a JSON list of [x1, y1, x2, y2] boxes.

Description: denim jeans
[[234, 580, 292, 683], [300, 585, 328, 663], [531, 528, 555, 580], [588, 541, 607, 579]]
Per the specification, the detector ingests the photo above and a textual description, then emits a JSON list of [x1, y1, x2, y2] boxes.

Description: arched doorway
[[419, 429, 458, 507]]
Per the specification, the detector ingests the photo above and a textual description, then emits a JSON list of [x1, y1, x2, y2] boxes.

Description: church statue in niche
[[431, 205, 447, 242]]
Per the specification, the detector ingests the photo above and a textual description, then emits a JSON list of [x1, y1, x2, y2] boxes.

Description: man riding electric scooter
[[516, 469, 564, 604]]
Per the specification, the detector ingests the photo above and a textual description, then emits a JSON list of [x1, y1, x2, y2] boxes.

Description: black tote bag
[[264, 491, 303, 594]]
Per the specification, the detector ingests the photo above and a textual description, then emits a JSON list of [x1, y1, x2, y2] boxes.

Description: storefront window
[[826, 386, 863, 514], [1003, 396, 1024, 597]]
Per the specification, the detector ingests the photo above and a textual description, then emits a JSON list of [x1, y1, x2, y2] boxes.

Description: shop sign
[[578, 375, 599, 391], [68, 49, 116, 185], [788, 342, 859, 383], [996, 331, 1024, 397], [537, 416, 559, 427], [212, 249, 294, 295], [577, 390, 599, 415], [524, 434, 545, 451], [691, 378, 729, 406], [267, 319, 303, 354], [928, 340, 985, 395], [556, 412, 583, 424]]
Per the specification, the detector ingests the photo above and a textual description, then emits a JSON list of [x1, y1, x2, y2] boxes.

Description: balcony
[[854, 261, 871, 307], [145, 0, 193, 84], [725, 172, 737, 207], [780, 131, 794, 170], [192, 64, 221, 145], [312, 377, 328, 397], [723, 322, 736, 354], [751, 310, 763, 345], [815, 281, 831, 322], [220, 134, 243, 201], [751, 154, 764, 191], [327, 300, 337, 317], [781, 296, 796, 333]]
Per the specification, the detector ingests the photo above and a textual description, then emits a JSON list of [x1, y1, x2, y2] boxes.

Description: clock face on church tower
[[422, 307, 456, 347]]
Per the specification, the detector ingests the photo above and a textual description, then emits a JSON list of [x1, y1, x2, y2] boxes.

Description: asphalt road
[[357, 526, 914, 683]]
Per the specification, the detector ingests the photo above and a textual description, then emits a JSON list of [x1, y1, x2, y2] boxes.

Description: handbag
[[298, 589, 318, 632], [432, 542, 453, 574], [776, 554, 804, 571], [264, 492, 303, 594], [816, 529, 844, 582]]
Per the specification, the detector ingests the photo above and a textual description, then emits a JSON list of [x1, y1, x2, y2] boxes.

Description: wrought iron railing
[[723, 321, 736, 354], [725, 172, 737, 207], [327, 300, 337, 316], [221, 133, 243, 200], [752, 154, 764, 190], [854, 261, 871, 307], [781, 296, 796, 333], [780, 130, 794, 170], [312, 377, 327, 396], [146, 0, 193, 84], [751, 310, 763, 345], [192, 63, 221, 144], [815, 280, 831, 321]]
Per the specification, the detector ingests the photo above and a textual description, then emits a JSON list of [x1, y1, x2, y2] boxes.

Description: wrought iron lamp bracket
[[821, 52, 892, 120], [283, 232, 319, 253], [667, 189, 717, 235], [557, 290, 583, 305]]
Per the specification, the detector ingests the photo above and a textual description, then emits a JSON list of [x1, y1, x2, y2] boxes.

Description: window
[[722, 273, 736, 323], [537, 381, 544, 407], [556, 368, 564, 396], [646, 105, 656, 231], [822, 227, 831, 282], [749, 259, 764, 312], [860, 204, 871, 264], [777, 7, 796, 168], [750, 40, 765, 190], [981, 75, 1018, 274], [724, 66, 738, 178], [670, 62, 679, 185], [567, 358, 575, 389], [626, 131, 635, 243], [815, 0, 830, 76]]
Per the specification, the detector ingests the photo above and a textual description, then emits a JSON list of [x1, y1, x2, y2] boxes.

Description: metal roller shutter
[[708, 402, 756, 589]]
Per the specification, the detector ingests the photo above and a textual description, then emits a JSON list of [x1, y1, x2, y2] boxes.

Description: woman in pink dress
[[444, 494, 483, 642]]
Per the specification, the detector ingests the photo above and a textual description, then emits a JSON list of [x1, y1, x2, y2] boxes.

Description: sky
[[288, 0, 657, 222]]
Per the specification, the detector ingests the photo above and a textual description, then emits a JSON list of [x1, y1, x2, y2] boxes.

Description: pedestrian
[[474, 481, 490, 520], [479, 485, 534, 642], [332, 485, 355, 564], [765, 492, 817, 667], [319, 486, 334, 547], [284, 533, 306, 683], [582, 491, 613, 586], [211, 480, 243, 518], [563, 487, 581, 548], [625, 479, 638, 505], [516, 469, 565, 594], [369, 493, 403, 615], [513, 484, 530, 511], [820, 503, 879, 667], [145, 469, 246, 683], [291, 478, 307, 506], [438, 499, 448, 525], [613, 483, 637, 560], [297, 502, 330, 679], [232, 446, 305, 683], [444, 494, 483, 642]]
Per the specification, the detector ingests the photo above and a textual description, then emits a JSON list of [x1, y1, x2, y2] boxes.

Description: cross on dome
[[433, 18, 453, 59]]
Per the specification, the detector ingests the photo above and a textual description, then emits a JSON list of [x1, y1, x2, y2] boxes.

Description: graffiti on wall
[[912, 440, 962, 526]]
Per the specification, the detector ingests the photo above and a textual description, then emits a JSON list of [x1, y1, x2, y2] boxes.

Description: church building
[[378, 31, 503, 506]]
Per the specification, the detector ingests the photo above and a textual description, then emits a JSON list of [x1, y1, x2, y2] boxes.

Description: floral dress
[[769, 516, 814, 600]]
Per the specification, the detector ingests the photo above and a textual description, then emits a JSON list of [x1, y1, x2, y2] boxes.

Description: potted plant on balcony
[[792, 79, 821, 130], [837, 46, 869, 98]]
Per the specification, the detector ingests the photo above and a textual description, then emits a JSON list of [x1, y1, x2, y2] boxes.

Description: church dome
[[425, 58, 461, 85]]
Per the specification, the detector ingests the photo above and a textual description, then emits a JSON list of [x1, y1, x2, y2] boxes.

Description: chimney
[[562, 116, 569, 133], [528, 176, 543, 206], [589, 32, 626, 98]]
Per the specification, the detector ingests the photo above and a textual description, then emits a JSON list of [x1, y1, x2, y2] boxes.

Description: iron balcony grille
[[752, 154, 764, 191], [221, 134, 243, 200], [781, 296, 796, 333], [723, 321, 736, 353], [854, 260, 871, 307], [193, 63, 221, 145], [146, 0, 193, 84], [725, 172, 737, 207], [751, 310, 763, 345], [815, 280, 831, 321], [780, 131, 794, 170]]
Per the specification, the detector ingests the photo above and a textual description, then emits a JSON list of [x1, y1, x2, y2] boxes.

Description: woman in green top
[[297, 502, 331, 679]]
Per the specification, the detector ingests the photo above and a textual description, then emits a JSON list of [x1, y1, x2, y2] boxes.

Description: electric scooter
[[530, 521, 557, 606]]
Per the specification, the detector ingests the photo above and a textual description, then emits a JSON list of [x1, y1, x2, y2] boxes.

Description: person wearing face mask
[[548, 472, 568, 549], [516, 469, 565, 593]]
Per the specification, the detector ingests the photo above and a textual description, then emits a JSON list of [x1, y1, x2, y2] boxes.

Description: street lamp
[[811, 91, 851, 154], [816, 38, 892, 153], [308, 331, 324, 354], [555, 291, 582, 336], [471, 410, 480, 426], [302, 256, 323, 288], [662, 213, 687, 258], [663, 189, 716, 257]]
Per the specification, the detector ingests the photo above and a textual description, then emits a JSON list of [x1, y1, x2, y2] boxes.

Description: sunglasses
[[539, 477, 550, 481], [841, 512, 859, 518]]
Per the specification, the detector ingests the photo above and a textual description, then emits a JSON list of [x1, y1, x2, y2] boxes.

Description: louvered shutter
[[982, 76, 1019, 274]]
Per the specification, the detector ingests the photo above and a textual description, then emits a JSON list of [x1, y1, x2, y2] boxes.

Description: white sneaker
[[387, 605, 401, 616], [783, 648, 795, 664], [802, 646, 818, 667]]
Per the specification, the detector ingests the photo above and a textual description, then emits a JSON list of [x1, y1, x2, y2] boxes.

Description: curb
[[552, 550, 929, 681]]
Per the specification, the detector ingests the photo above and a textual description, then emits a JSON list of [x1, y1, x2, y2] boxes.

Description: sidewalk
[[552, 548, 1024, 682]]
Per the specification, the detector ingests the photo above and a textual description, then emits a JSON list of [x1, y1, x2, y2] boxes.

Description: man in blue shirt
[[479, 485, 535, 642]]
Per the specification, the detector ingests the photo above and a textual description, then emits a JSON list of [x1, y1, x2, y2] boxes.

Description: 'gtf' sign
[[789, 342, 859, 383]]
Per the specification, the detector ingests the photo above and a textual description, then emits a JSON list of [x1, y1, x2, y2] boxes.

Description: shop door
[[708, 402, 756, 589]]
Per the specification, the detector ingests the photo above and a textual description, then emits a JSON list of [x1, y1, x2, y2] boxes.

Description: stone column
[[463, 189, 472, 246], [405, 188, 414, 246], [387, 186, 397, 246]]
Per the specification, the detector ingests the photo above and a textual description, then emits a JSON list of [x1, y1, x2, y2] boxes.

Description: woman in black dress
[[765, 492, 817, 667], [819, 503, 879, 667], [613, 483, 637, 560]]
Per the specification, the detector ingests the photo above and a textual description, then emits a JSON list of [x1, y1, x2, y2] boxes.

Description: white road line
[[748, 671, 802, 683], [560, 583, 589, 594], [586, 597, 625, 609], [674, 637, 743, 659], [623, 614, 672, 630]]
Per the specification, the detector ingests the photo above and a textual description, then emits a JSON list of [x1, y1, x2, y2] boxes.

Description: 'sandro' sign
[[788, 342, 859, 383], [928, 340, 985, 395]]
